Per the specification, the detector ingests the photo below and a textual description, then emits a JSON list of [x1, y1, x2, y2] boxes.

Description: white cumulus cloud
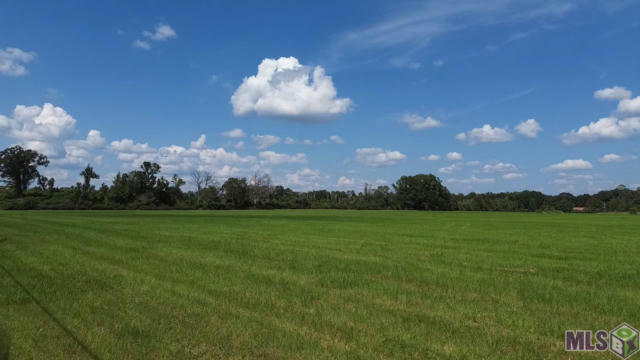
[[594, 86, 632, 101], [251, 134, 280, 149], [446, 152, 463, 161], [143, 24, 177, 41], [355, 147, 407, 167], [456, 124, 513, 144], [438, 163, 462, 174], [447, 175, 495, 184], [483, 162, 518, 173], [0, 48, 36, 76], [259, 151, 307, 165], [231, 57, 352, 122], [515, 119, 542, 138], [0, 103, 77, 156], [110, 138, 155, 154], [133, 23, 176, 50], [190, 134, 207, 149], [337, 176, 355, 186], [503, 172, 525, 180], [222, 128, 246, 138], [422, 154, 440, 161], [132, 40, 151, 50], [599, 153, 622, 163], [545, 159, 593, 172], [598, 153, 636, 163], [562, 116, 640, 144], [617, 96, 640, 115], [401, 113, 443, 131], [285, 168, 326, 190], [329, 135, 344, 144]]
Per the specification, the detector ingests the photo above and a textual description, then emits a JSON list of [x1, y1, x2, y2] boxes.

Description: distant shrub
[[2, 197, 38, 210], [631, 208, 638, 215]]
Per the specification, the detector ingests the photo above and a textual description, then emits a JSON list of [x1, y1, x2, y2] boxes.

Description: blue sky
[[1, 0, 640, 194]]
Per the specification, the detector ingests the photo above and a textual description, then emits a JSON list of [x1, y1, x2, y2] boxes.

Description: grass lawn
[[0, 210, 638, 359]]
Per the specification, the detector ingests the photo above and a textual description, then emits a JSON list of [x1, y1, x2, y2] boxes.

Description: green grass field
[[1, 210, 638, 359]]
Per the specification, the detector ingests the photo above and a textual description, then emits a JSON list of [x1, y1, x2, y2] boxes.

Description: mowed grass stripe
[[1, 210, 638, 359]]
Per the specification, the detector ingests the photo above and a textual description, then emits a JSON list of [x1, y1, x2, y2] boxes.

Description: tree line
[[1, 145, 639, 213]]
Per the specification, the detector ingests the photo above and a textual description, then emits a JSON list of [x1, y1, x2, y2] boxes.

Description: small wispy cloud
[[133, 23, 177, 50], [329, 0, 580, 68]]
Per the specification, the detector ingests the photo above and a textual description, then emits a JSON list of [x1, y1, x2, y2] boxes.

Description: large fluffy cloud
[[0, 103, 108, 182], [564, 87, 640, 144], [0, 47, 36, 76], [231, 57, 352, 122], [456, 124, 513, 144], [109, 134, 257, 178], [284, 168, 327, 190], [61, 130, 106, 165], [618, 97, 640, 115], [0, 103, 77, 155], [594, 86, 632, 101], [561, 116, 640, 144], [355, 147, 406, 167]]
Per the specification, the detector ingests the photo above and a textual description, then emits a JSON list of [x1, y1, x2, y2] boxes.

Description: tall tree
[[47, 177, 56, 194], [393, 174, 452, 210], [191, 170, 204, 206], [222, 177, 250, 209], [80, 164, 100, 193], [203, 171, 214, 188], [139, 162, 160, 192], [249, 172, 272, 207], [0, 145, 50, 197], [37, 175, 49, 191]]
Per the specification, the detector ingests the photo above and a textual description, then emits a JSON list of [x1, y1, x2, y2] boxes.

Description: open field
[[0, 210, 638, 359]]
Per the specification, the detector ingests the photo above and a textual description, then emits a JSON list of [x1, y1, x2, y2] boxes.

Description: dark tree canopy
[[0, 145, 49, 197], [1, 146, 639, 213], [393, 174, 452, 210], [222, 177, 250, 209]]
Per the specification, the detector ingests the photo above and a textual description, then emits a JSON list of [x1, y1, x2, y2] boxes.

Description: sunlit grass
[[1, 210, 638, 359]]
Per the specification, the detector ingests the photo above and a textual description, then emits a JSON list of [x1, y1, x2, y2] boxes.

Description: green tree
[[37, 175, 49, 191], [139, 162, 161, 193], [0, 145, 50, 197], [222, 177, 250, 209], [80, 164, 100, 193], [585, 197, 604, 212], [393, 174, 452, 210], [46, 177, 55, 193]]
